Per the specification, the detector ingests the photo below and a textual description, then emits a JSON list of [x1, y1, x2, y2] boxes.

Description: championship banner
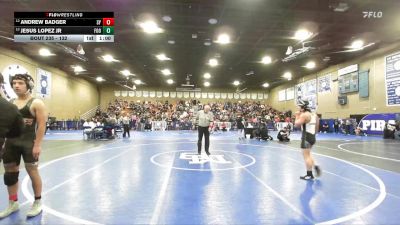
[[318, 74, 331, 93], [286, 87, 294, 100], [385, 51, 400, 106], [278, 89, 286, 101], [37, 68, 52, 98]]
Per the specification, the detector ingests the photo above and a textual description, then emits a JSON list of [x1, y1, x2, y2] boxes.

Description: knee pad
[[4, 172, 19, 186]]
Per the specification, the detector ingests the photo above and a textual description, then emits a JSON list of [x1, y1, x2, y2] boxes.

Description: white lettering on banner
[[362, 120, 370, 131], [179, 153, 232, 165], [361, 120, 396, 131]]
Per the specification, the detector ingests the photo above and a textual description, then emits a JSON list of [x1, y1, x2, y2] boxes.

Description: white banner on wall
[[278, 89, 286, 101], [296, 83, 305, 102], [36, 68, 52, 98], [286, 87, 294, 100], [163, 91, 170, 97], [208, 92, 214, 99], [170, 92, 176, 98], [177, 92, 183, 98], [385, 51, 400, 106], [128, 91, 135, 97], [296, 80, 317, 110], [318, 74, 332, 93], [156, 91, 163, 98], [195, 92, 201, 98], [121, 91, 128, 97], [143, 91, 149, 98], [221, 93, 227, 99], [114, 91, 121, 97], [215, 93, 220, 99], [135, 90, 142, 97]]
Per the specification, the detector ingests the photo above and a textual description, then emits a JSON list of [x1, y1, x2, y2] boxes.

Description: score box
[[103, 18, 114, 26]]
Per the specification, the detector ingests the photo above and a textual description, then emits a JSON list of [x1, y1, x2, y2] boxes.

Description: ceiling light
[[261, 56, 272, 64], [167, 79, 174, 84], [168, 40, 175, 44], [286, 46, 293, 55], [39, 48, 55, 56], [305, 61, 316, 69], [120, 69, 133, 76], [351, 40, 364, 49], [294, 29, 313, 41], [76, 44, 85, 55], [156, 53, 171, 61], [192, 34, 198, 39], [262, 82, 270, 88], [209, 58, 218, 67], [162, 15, 172, 22], [208, 18, 218, 24], [204, 41, 211, 46], [139, 21, 163, 34], [204, 73, 211, 79], [161, 69, 172, 76], [134, 79, 142, 85], [96, 77, 104, 82], [216, 33, 230, 44], [72, 65, 85, 73], [283, 72, 292, 80], [204, 81, 210, 87], [102, 54, 119, 62], [233, 80, 240, 86]]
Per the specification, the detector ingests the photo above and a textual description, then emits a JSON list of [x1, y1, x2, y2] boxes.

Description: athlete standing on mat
[[0, 74, 47, 218], [295, 99, 321, 180]]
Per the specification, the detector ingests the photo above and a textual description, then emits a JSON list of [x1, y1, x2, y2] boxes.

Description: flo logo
[[362, 11, 383, 18], [179, 152, 232, 165]]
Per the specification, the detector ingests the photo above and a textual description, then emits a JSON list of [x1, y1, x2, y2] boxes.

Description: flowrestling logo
[[359, 113, 396, 135]]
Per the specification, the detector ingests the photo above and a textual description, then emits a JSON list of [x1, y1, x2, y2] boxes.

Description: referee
[[196, 105, 214, 156]]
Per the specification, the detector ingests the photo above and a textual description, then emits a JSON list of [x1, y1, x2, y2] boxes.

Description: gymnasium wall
[[0, 47, 99, 120], [99, 85, 269, 110], [267, 42, 400, 119]]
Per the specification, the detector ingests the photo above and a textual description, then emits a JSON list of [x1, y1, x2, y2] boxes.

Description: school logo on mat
[[179, 152, 232, 164]]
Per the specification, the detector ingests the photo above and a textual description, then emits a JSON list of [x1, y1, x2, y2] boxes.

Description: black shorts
[[301, 132, 316, 149], [2, 139, 37, 165]]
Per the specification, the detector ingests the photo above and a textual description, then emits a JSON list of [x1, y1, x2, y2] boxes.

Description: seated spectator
[[277, 126, 290, 142], [220, 122, 227, 132], [321, 122, 329, 133], [355, 126, 366, 136]]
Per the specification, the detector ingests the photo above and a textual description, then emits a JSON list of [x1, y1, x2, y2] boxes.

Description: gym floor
[[0, 130, 399, 225]]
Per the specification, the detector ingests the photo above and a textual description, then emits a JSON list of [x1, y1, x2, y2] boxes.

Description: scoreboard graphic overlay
[[14, 12, 114, 42]]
